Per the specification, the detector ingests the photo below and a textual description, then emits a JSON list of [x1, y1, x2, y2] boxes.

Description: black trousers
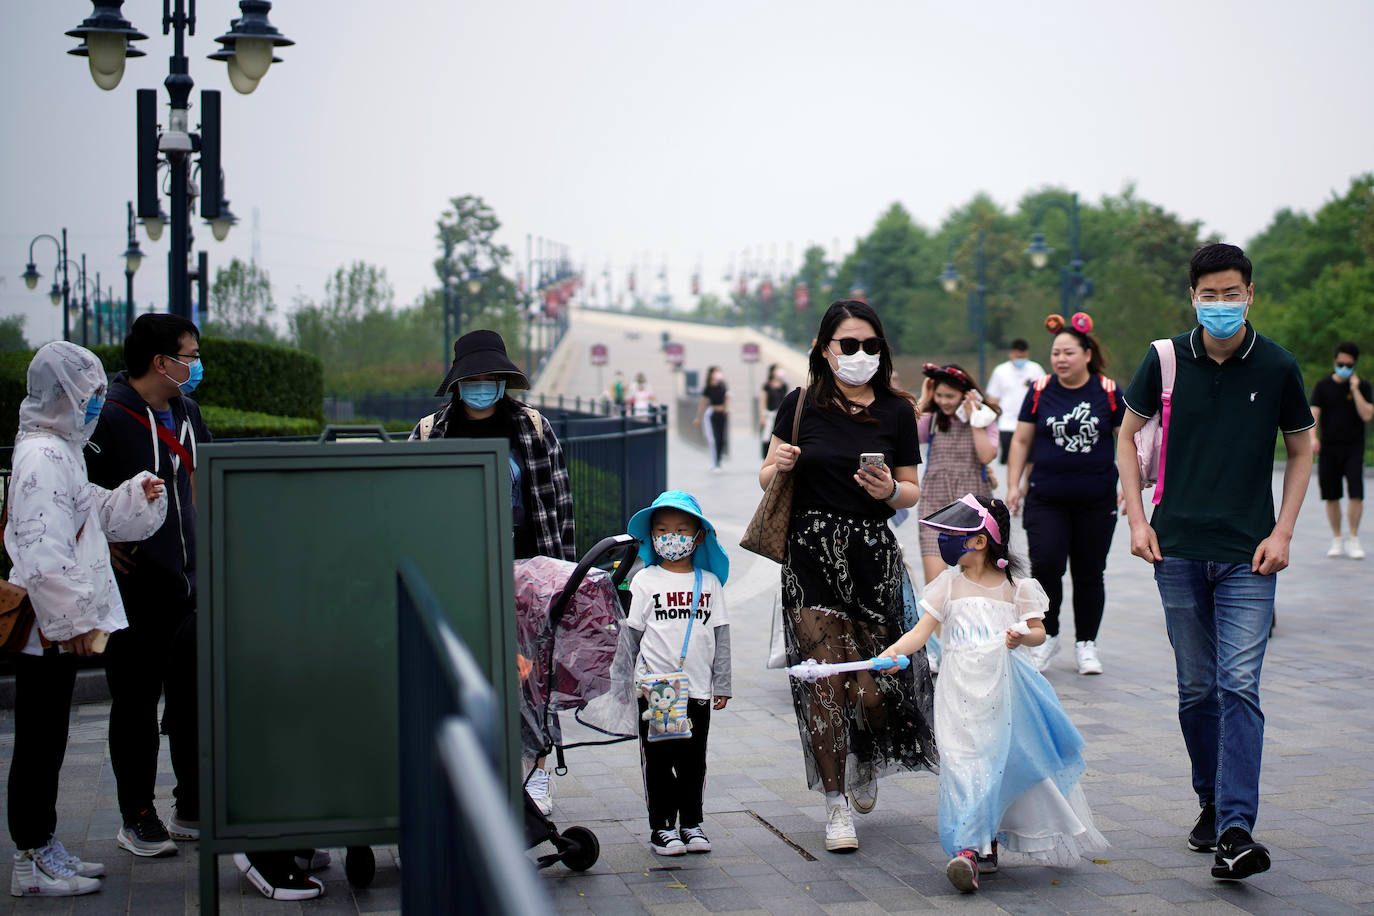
[[638, 697, 711, 831], [7, 650, 78, 850], [708, 410, 728, 467], [105, 604, 198, 822], [1023, 491, 1117, 641]]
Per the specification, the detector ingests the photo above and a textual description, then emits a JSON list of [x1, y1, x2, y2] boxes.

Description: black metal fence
[[397, 558, 551, 915]]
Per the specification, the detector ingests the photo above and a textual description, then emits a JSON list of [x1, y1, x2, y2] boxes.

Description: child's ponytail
[[983, 497, 1020, 583]]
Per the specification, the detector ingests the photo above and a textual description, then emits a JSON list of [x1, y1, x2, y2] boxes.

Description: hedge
[[88, 337, 323, 421], [0, 338, 324, 445]]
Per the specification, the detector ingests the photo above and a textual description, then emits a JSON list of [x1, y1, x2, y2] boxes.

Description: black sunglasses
[[832, 336, 884, 356]]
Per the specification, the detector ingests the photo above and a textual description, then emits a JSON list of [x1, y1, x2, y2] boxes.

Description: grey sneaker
[[526, 767, 553, 816], [116, 809, 178, 857], [44, 838, 104, 878], [846, 756, 878, 815], [10, 847, 101, 897], [169, 815, 200, 841]]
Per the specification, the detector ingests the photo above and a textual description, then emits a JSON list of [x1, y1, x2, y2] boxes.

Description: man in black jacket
[[86, 314, 209, 859]]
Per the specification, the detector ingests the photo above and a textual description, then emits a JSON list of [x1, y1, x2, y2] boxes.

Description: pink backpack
[[1133, 339, 1177, 504]]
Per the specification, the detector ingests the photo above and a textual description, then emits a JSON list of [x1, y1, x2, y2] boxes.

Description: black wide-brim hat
[[436, 329, 531, 396]]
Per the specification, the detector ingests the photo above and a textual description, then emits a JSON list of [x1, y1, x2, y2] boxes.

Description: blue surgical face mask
[[1335, 365, 1355, 380], [1194, 302, 1247, 340], [167, 356, 203, 396], [1012, 358, 1028, 369], [82, 394, 104, 426], [936, 532, 976, 567], [458, 379, 506, 411]]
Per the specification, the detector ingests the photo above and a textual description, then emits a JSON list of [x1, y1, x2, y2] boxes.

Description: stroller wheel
[[344, 846, 376, 888], [559, 826, 600, 872]]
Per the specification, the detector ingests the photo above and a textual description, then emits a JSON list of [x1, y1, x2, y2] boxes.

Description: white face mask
[[832, 351, 881, 386]]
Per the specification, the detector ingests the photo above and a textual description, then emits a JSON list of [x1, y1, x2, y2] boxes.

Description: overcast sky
[[4, 0, 1372, 344]]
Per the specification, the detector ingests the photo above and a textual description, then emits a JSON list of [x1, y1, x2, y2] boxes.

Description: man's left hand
[[712, 696, 729, 710], [1251, 531, 1292, 575]]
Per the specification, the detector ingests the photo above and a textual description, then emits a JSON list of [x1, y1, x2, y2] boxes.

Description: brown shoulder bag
[[739, 386, 806, 563]]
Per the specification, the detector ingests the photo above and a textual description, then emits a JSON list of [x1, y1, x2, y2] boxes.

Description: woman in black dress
[[694, 366, 730, 472], [759, 300, 937, 853]]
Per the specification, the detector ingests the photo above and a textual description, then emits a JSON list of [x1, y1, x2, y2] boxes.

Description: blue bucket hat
[[627, 490, 730, 584]]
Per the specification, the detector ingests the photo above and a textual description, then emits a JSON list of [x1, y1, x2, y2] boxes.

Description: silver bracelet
[[884, 479, 901, 505]]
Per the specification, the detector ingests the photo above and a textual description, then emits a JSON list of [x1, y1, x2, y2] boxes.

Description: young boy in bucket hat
[[611, 491, 732, 856]]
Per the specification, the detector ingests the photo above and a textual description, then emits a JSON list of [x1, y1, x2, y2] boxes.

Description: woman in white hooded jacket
[[5, 341, 166, 898]]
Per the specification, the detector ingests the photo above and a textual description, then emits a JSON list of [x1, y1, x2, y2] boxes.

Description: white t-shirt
[[626, 565, 727, 700], [985, 359, 1046, 432]]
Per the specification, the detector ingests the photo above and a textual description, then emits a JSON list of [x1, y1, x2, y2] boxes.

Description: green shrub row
[[200, 405, 323, 439], [88, 337, 324, 421]]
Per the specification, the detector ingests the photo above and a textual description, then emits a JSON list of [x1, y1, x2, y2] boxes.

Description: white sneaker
[[1032, 635, 1061, 672], [1346, 537, 1365, 560], [526, 767, 553, 816], [44, 838, 104, 878], [1328, 537, 1346, 558], [824, 803, 858, 852], [10, 847, 101, 897], [1075, 640, 1103, 675]]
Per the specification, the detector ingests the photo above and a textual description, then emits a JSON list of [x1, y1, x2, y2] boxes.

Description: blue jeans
[[1153, 557, 1275, 835]]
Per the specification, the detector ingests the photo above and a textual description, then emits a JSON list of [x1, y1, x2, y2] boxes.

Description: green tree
[[434, 195, 522, 342], [208, 257, 279, 344], [0, 315, 28, 352]]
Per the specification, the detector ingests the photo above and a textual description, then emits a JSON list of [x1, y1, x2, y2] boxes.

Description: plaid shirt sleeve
[[517, 408, 577, 561]]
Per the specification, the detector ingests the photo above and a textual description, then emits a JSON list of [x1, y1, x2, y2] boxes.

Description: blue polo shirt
[[1122, 323, 1314, 564]]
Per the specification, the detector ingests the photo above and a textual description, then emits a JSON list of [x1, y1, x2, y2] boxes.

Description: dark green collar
[[1187, 321, 1258, 363]]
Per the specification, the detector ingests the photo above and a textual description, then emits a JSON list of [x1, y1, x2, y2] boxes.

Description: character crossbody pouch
[[636, 567, 701, 743]]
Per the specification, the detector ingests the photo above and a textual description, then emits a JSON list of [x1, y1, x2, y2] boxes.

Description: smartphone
[[859, 452, 886, 473]]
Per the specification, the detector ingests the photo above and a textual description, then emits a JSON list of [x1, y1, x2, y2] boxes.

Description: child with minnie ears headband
[[879, 492, 1106, 893]]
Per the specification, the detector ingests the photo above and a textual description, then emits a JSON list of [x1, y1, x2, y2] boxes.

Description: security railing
[[397, 558, 551, 916]]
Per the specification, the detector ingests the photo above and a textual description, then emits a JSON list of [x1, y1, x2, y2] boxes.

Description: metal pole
[[61, 229, 71, 343], [165, 0, 194, 320], [94, 271, 102, 345], [80, 254, 90, 346], [126, 201, 137, 333]]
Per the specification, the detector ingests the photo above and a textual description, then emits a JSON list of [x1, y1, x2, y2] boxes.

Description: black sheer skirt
[[781, 509, 938, 794]]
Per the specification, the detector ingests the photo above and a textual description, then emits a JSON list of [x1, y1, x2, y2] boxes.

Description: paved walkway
[[1, 312, 1372, 913]]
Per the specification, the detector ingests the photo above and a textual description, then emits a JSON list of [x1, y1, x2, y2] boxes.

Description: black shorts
[[1318, 441, 1365, 501]]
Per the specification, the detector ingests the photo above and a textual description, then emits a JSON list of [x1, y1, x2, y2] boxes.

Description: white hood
[[17, 341, 107, 446]]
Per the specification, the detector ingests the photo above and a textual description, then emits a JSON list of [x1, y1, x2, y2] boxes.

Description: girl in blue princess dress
[[880, 494, 1105, 893]]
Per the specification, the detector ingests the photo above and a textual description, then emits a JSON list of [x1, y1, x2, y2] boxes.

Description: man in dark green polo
[[1118, 243, 1313, 883]]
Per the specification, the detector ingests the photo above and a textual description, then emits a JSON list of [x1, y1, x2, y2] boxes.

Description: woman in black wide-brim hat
[[410, 329, 576, 815]]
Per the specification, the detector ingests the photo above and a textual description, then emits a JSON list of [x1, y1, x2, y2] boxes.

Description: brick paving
[[0, 313, 1370, 913]]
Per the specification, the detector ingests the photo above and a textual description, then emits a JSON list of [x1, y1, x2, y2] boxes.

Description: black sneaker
[[1187, 803, 1216, 852], [116, 809, 178, 857], [1211, 826, 1270, 880], [976, 840, 998, 874], [234, 852, 324, 901]]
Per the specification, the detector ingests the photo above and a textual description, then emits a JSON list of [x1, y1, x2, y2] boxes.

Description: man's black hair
[[125, 313, 201, 379], [1336, 341, 1360, 362], [1189, 243, 1253, 288], [1010, 338, 1030, 352]]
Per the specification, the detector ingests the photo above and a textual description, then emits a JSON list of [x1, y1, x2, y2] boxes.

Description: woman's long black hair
[[807, 299, 914, 421]]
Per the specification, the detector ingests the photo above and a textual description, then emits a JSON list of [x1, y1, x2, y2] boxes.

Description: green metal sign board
[[196, 438, 516, 911]]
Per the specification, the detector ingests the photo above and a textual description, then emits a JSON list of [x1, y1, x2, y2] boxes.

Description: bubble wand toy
[[786, 655, 911, 681]]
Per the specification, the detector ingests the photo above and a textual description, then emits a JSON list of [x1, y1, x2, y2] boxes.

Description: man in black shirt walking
[[1310, 341, 1373, 559]]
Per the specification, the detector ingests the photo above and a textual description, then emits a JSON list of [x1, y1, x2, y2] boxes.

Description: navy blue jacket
[[86, 371, 212, 607]]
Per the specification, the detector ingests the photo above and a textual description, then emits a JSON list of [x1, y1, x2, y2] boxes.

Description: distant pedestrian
[[1005, 313, 1124, 676], [1118, 243, 1314, 882], [630, 373, 657, 417], [7, 342, 167, 898], [758, 363, 788, 460], [1310, 341, 1372, 559], [611, 490, 731, 857], [759, 299, 935, 854], [610, 369, 627, 410], [881, 494, 1105, 894], [983, 339, 1045, 467], [694, 366, 729, 472]]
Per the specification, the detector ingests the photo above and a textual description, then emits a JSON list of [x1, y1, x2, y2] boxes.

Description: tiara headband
[[1045, 312, 1093, 335], [922, 362, 974, 388]]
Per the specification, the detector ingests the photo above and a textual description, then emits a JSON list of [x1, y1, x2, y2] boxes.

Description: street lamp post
[[122, 201, 144, 334], [21, 229, 71, 341], [1025, 191, 1093, 314], [938, 229, 990, 383], [65, 1, 292, 320]]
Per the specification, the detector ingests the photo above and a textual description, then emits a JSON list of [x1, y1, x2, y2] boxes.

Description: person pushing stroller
[[610, 491, 731, 856]]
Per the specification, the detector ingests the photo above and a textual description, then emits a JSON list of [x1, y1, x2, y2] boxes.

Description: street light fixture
[[938, 229, 990, 382], [19, 230, 73, 341], [65, 1, 293, 322], [1025, 192, 1093, 313], [123, 201, 143, 333]]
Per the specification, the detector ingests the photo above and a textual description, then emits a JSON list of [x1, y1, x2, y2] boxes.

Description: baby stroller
[[515, 534, 640, 871]]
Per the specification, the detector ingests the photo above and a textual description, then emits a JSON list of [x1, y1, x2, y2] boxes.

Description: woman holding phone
[[759, 300, 936, 854]]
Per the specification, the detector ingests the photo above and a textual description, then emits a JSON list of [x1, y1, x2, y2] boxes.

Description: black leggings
[[708, 409, 728, 468], [1023, 491, 1118, 641], [638, 697, 711, 831], [7, 651, 78, 850]]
